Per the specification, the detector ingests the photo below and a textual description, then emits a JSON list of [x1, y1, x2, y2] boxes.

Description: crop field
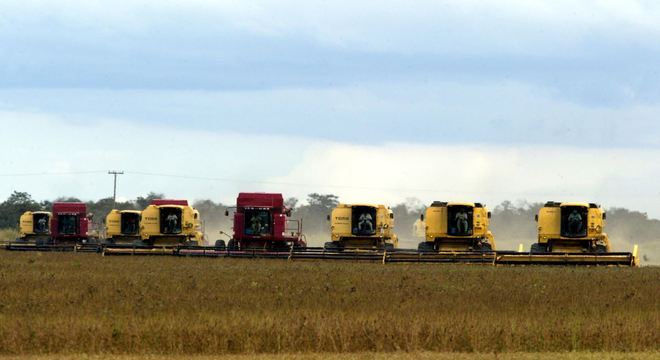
[[0, 251, 658, 359]]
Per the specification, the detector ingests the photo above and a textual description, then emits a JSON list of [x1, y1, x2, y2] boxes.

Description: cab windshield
[[561, 206, 588, 238], [244, 209, 271, 236], [33, 213, 49, 234], [121, 212, 140, 235], [58, 214, 78, 235], [160, 208, 182, 234], [448, 205, 474, 236], [352, 206, 377, 236]]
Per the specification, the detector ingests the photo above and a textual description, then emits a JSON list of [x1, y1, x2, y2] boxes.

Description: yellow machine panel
[[104, 210, 142, 244], [533, 201, 610, 253], [419, 202, 495, 252], [139, 205, 205, 246], [326, 204, 398, 250], [18, 211, 51, 240]]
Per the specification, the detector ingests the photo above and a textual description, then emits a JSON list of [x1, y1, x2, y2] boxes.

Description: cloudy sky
[[1, 0, 660, 216]]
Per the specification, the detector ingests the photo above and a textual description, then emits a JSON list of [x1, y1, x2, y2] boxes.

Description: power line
[[0, 170, 107, 177]]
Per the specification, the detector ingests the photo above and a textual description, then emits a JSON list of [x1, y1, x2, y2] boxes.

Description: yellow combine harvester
[[17, 211, 52, 244], [104, 210, 141, 244], [138, 200, 205, 246], [325, 204, 398, 250], [418, 202, 495, 252], [532, 201, 610, 253]]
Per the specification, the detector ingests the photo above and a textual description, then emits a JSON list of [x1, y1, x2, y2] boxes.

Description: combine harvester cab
[[50, 202, 91, 245], [223, 192, 306, 251], [532, 202, 609, 253], [325, 204, 398, 251], [104, 210, 142, 244], [496, 201, 637, 266], [418, 201, 495, 252], [17, 211, 52, 244], [139, 199, 205, 247]]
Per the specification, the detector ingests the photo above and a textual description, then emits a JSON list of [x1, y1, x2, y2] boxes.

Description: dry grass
[[0, 251, 658, 356], [0, 228, 17, 243], [0, 353, 658, 360]]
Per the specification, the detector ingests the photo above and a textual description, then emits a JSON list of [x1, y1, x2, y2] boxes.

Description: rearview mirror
[[326, 215, 331, 221], [487, 212, 492, 219], [224, 210, 229, 217], [535, 214, 539, 222], [420, 214, 425, 221], [390, 213, 394, 219], [603, 213, 607, 220]]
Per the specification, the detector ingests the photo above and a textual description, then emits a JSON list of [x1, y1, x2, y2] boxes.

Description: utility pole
[[108, 170, 124, 207]]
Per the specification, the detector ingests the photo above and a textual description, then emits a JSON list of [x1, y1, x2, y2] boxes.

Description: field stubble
[[0, 252, 657, 355]]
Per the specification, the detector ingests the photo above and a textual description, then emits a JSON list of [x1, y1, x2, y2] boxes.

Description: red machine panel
[[150, 199, 189, 206], [229, 193, 304, 249], [50, 202, 89, 243]]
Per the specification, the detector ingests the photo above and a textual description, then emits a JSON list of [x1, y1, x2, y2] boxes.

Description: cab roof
[[337, 203, 388, 208], [150, 199, 189, 206], [430, 201, 485, 208], [52, 202, 87, 212], [545, 201, 600, 208], [27, 211, 51, 215], [119, 210, 141, 214], [237, 193, 284, 208]]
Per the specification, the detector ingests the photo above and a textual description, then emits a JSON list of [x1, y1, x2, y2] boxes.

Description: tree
[[0, 191, 42, 228], [284, 197, 299, 211], [306, 193, 339, 210], [136, 192, 165, 209], [54, 196, 82, 203]]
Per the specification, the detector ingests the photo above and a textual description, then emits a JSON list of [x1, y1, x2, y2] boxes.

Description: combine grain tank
[[223, 193, 306, 250], [17, 211, 52, 244], [104, 209, 141, 244], [325, 204, 398, 250], [138, 199, 204, 246], [532, 202, 610, 253], [418, 202, 495, 252]]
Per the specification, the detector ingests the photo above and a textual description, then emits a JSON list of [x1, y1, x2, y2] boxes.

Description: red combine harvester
[[48, 202, 90, 245], [221, 193, 306, 250]]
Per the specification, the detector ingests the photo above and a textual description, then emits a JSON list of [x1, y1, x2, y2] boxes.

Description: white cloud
[[271, 141, 660, 219], [2, 110, 660, 220], [0, 111, 317, 204], [3, 0, 660, 55]]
